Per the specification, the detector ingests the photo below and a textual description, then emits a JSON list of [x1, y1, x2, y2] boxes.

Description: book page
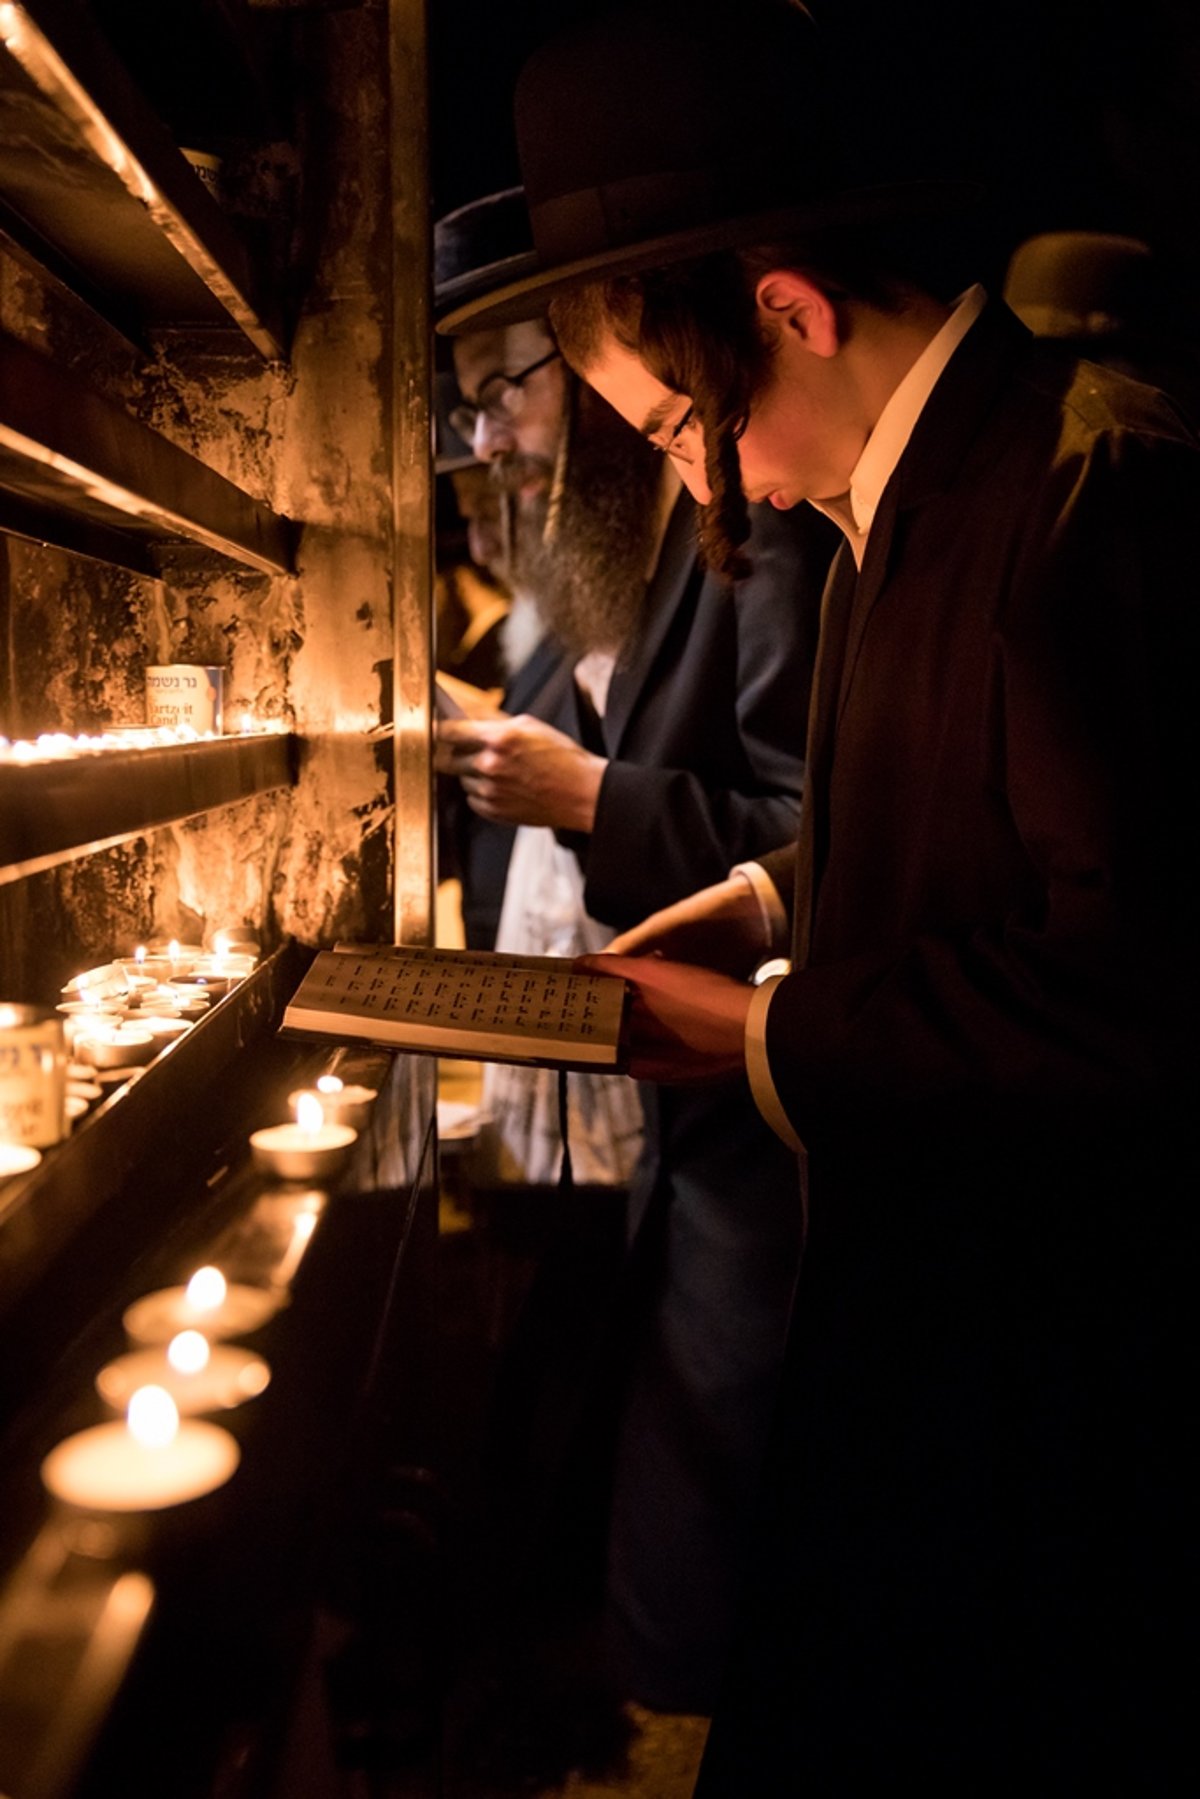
[[284, 946, 627, 1069]]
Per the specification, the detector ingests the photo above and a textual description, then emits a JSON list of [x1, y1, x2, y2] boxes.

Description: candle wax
[[97, 1345, 271, 1414], [123, 1282, 282, 1346], [41, 1419, 239, 1510], [250, 1120, 357, 1182], [0, 1143, 42, 1179], [76, 1027, 156, 1069], [288, 1084, 377, 1130]]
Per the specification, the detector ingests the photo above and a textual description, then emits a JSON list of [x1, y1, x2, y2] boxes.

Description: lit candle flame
[[296, 1093, 324, 1135], [239, 712, 253, 735], [134, 945, 147, 967], [167, 1330, 211, 1375], [213, 932, 231, 957], [0, 1005, 19, 1030], [168, 940, 181, 965], [127, 1384, 179, 1448], [185, 1266, 227, 1312], [316, 1075, 344, 1095]]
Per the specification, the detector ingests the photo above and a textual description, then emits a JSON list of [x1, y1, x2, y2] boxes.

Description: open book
[[280, 944, 629, 1071]]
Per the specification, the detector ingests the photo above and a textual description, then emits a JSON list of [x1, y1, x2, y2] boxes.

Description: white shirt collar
[[812, 283, 988, 563]]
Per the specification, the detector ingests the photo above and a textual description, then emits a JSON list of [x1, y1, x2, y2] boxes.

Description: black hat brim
[[437, 181, 979, 336], [434, 249, 543, 322]]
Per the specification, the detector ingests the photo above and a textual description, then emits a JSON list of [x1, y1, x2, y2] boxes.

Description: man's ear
[[754, 270, 840, 358]]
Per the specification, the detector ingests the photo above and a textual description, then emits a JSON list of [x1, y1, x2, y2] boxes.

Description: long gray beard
[[492, 396, 666, 660]]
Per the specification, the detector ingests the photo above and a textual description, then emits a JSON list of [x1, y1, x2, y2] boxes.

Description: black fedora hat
[[434, 185, 540, 322], [438, 1, 975, 335]]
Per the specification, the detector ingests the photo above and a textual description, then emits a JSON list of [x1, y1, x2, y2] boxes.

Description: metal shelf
[[0, 332, 295, 576], [0, 732, 299, 885], [0, 0, 286, 359]]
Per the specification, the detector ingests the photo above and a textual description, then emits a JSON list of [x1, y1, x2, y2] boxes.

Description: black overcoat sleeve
[[579, 500, 832, 930]]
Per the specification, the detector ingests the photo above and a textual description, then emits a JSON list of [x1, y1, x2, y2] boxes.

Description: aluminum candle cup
[[145, 666, 224, 734], [250, 1119, 357, 1182], [97, 1333, 271, 1415], [135, 1015, 193, 1044], [57, 1002, 125, 1051], [143, 941, 202, 976], [0, 1143, 42, 1180], [60, 963, 126, 1002], [251, 1094, 357, 1181], [143, 984, 211, 1021], [41, 1387, 239, 1511], [189, 954, 256, 997], [209, 929, 261, 963], [74, 1025, 156, 1070], [0, 1004, 68, 1146], [123, 1266, 282, 1346], [288, 1079, 377, 1131]]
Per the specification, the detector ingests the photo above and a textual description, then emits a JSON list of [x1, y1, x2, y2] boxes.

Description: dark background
[[430, 0, 1200, 296]]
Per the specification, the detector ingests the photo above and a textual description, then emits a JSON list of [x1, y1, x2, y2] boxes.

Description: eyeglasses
[[449, 348, 561, 440], [649, 403, 699, 467]]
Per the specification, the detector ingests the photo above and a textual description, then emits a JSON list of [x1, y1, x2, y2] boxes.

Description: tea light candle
[[250, 1093, 357, 1182], [158, 984, 213, 1021], [96, 1330, 271, 1415], [189, 954, 255, 997], [123, 1265, 281, 1346], [57, 1004, 125, 1052], [0, 1142, 41, 1180], [61, 963, 127, 1002], [118, 948, 167, 987], [135, 1015, 193, 1043], [147, 940, 201, 976], [41, 1385, 240, 1511], [288, 1074, 377, 1131], [211, 929, 261, 964], [75, 1024, 156, 1069], [126, 983, 209, 1022]]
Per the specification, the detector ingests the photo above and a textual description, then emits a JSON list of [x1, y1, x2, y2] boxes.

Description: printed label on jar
[[145, 666, 224, 734], [0, 1006, 67, 1147]]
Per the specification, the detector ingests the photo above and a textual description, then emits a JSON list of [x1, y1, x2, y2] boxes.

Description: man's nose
[[473, 410, 515, 462]]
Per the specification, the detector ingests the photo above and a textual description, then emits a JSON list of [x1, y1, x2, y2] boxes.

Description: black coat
[[570, 490, 825, 927], [700, 300, 1198, 1787], [492, 490, 837, 1712], [574, 494, 833, 1711]]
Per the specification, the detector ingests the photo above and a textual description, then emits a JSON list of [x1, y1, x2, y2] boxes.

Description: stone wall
[[0, 0, 419, 1000]]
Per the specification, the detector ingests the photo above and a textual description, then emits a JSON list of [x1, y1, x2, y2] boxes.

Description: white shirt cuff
[[744, 973, 802, 1152], [730, 861, 790, 956]]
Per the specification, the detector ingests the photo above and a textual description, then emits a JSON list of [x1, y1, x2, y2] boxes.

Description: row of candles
[[0, 932, 261, 1180], [38, 1071, 377, 1512], [0, 716, 287, 765], [3, 917, 378, 1512]]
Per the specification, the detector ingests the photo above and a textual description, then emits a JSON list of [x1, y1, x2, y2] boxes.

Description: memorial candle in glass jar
[[0, 1004, 67, 1146]]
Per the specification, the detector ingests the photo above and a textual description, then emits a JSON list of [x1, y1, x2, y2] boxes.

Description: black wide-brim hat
[[434, 185, 540, 327], [438, 0, 976, 336]]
